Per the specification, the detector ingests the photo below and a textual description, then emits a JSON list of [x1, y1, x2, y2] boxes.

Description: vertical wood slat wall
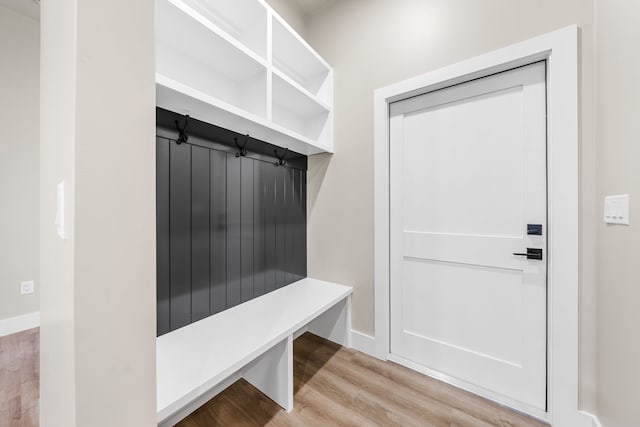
[[156, 137, 307, 336]]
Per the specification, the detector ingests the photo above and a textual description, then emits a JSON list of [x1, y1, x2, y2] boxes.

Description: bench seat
[[156, 278, 353, 426]]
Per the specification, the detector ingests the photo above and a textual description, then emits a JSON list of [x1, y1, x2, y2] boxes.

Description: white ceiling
[[0, 0, 335, 23], [287, 0, 339, 17], [0, 0, 39, 21]]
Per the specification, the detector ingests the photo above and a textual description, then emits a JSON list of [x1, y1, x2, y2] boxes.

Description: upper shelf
[[157, 75, 330, 155], [156, 0, 268, 118], [272, 72, 331, 148], [272, 16, 331, 103], [155, 0, 334, 154], [179, 0, 267, 59]]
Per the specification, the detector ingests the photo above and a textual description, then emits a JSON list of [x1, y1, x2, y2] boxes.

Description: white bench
[[156, 278, 353, 426]]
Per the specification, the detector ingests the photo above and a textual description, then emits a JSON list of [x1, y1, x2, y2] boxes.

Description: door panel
[[390, 62, 547, 410], [402, 258, 524, 366], [402, 86, 524, 237]]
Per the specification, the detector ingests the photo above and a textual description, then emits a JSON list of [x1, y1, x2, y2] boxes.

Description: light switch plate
[[55, 181, 66, 239], [20, 280, 34, 295], [604, 194, 630, 225]]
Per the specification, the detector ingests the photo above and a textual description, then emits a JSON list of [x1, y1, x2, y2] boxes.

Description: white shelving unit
[[155, 0, 333, 155]]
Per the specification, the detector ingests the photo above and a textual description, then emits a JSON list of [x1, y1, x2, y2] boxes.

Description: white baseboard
[[581, 411, 602, 427], [0, 312, 40, 337], [350, 329, 376, 356]]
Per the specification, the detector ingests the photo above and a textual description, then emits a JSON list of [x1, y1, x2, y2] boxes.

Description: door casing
[[373, 26, 593, 426]]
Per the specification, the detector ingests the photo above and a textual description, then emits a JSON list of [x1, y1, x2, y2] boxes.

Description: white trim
[[350, 330, 376, 356], [374, 26, 589, 427], [582, 412, 603, 427], [0, 312, 40, 337]]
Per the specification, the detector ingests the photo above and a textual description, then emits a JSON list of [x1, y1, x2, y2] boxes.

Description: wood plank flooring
[[0, 328, 39, 427], [179, 332, 548, 427], [0, 329, 547, 426]]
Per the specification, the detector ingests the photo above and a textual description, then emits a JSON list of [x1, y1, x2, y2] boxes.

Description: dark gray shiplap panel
[[285, 167, 296, 284], [191, 146, 210, 322], [157, 130, 307, 336], [226, 154, 242, 308], [227, 154, 242, 308], [289, 168, 297, 282], [253, 161, 266, 297], [156, 138, 171, 336], [302, 170, 307, 278], [169, 142, 192, 330], [275, 166, 286, 288], [264, 164, 276, 293], [293, 168, 304, 281], [210, 150, 227, 315], [240, 157, 254, 303]]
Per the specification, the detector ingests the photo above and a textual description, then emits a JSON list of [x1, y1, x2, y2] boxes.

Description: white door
[[389, 62, 547, 411]]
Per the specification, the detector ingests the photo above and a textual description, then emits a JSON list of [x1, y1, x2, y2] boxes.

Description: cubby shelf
[[272, 72, 331, 148], [157, 74, 331, 155], [179, 0, 268, 60], [272, 15, 332, 104], [155, 0, 333, 154]]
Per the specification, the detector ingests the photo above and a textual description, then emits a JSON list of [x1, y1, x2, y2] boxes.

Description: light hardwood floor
[[1, 329, 547, 427], [0, 328, 39, 427], [179, 332, 548, 427]]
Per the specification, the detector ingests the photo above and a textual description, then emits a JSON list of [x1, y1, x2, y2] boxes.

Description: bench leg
[[306, 295, 352, 347], [242, 335, 294, 413]]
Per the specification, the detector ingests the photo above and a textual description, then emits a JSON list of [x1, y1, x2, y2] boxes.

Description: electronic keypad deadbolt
[[513, 248, 543, 260], [527, 224, 543, 235]]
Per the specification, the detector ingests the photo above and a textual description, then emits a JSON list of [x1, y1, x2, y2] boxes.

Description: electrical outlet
[[20, 280, 34, 295]]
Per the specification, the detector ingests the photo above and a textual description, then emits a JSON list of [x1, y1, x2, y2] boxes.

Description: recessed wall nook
[[153, 1, 349, 425]]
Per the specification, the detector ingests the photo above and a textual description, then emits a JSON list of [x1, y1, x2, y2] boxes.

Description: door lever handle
[[513, 248, 543, 260]]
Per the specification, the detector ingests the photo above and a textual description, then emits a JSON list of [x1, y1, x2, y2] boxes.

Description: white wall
[[0, 5, 40, 323], [595, 1, 640, 425], [40, 0, 157, 425], [303, 0, 596, 412]]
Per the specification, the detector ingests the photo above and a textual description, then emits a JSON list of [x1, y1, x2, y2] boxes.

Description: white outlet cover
[[20, 280, 34, 295], [604, 194, 630, 225]]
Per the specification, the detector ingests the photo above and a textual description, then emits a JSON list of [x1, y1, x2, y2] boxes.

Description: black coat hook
[[274, 147, 288, 167], [235, 134, 249, 157], [174, 114, 189, 144]]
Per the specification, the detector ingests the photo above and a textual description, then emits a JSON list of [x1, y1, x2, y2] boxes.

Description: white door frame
[[373, 26, 593, 426]]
